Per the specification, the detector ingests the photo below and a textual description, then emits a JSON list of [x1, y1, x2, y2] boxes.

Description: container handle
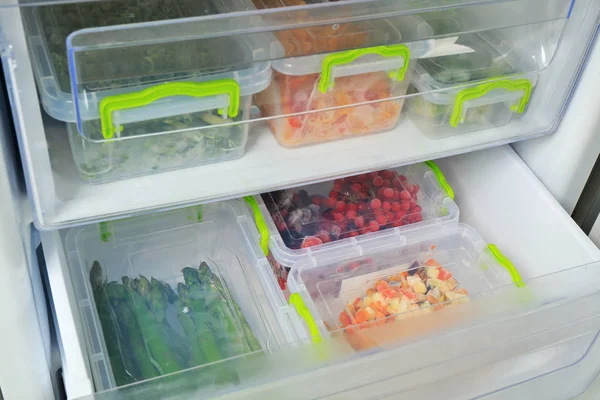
[[424, 160, 454, 200], [318, 44, 411, 93], [450, 78, 532, 128], [487, 244, 524, 287], [289, 293, 322, 343], [99, 80, 241, 139], [243, 196, 269, 256]]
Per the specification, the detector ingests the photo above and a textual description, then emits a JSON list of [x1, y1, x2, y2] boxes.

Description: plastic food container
[[64, 200, 296, 390], [407, 33, 537, 138], [258, 162, 459, 290], [286, 223, 522, 343], [255, 44, 413, 147], [23, 0, 227, 122]]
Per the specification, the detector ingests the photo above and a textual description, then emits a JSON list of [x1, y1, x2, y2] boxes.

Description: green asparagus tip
[[90, 261, 105, 289], [121, 276, 130, 287], [138, 275, 151, 295], [182, 267, 201, 287]]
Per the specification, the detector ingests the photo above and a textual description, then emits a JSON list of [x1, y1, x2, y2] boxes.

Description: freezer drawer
[[2, 0, 598, 228], [42, 146, 600, 399]]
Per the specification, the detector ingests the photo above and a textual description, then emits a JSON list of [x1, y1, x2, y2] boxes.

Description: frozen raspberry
[[371, 199, 382, 209], [368, 220, 380, 232], [300, 236, 323, 248]]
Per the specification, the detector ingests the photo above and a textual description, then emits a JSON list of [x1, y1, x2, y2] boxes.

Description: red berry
[[405, 184, 415, 193], [400, 201, 411, 211], [373, 176, 384, 187], [400, 190, 411, 200], [332, 183, 343, 192], [376, 215, 387, 226], [414, 214, 423, 222], [385, 211, 395, 221], [359, 227, 369, 235], [382, 170, 395, 180], [368, 220, 380, 232], [392, 220, 404, 227], [391, 202, 402, 212], [382, 201, 391, 211], [334, 178, 344, 185], [392, 179, 403, 189], [373, 209, 384, 217], [383, 188, 394, 199], [301, 236, 323, 248], [335, 201, 346, 212], [346, 210, 357, 219], [392, 190, 401, 201], [413, 184, 420, 194], [371, 199, 382, 209], [358, 202, 369, 212], [347, 203, 358, 212], [329, 191, 338, 199], [394, 211, 406, 220], [412, 205, 422, 213], [409, 200, 417, 209], [368, 172, 378, 179], [377, 187, 386, 198], [354, 216, 365, 228], [326, 198, 337, 209], [333, 212, 344, 221], [311, 195, 323, 206], [383, 179, 391, 188], [399, 175, 408, 183], [351, 183, 362, 193]]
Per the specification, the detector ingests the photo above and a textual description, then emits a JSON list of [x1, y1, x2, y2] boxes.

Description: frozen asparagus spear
[[107, 279, 160, 381], [90, 263, 135, 386], [199, 262, 262, 352], [130, 277, 188, 375]]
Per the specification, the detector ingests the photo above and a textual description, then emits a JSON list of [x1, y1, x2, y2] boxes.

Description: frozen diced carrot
[[437, 267, 453, 281], [339, 311, 352, 327]]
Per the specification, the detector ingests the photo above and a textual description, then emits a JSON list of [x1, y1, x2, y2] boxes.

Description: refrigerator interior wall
[[42, 145, 600, 399], [0, 0, 597, 229]]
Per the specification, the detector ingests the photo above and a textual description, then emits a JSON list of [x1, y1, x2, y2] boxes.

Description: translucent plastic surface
[[64, 200, 293, 390], [72, 262, 600, 400], [407, 32, 540, 138], [287, 223, 513, 339], [260, 163, 458, 289]]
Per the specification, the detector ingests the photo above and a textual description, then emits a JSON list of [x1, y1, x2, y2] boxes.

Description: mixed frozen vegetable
[[256, 70, 404, 147], [90, 260, 260, 386], [339, 258, 469, 332]]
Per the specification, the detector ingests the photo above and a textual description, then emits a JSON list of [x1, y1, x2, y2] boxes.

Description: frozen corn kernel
[[426, 267, 439, 279]]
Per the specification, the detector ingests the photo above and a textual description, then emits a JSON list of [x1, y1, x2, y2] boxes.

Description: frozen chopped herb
[[34, 0, 242, 92]]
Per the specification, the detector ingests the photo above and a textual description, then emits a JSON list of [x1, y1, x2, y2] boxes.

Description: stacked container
[[406, 33, 537, 138], [23, 0, 273, 183], [258, 162, 459, 289]]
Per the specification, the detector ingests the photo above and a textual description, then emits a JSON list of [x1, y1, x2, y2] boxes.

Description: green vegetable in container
[[89, 262, 136, 386]]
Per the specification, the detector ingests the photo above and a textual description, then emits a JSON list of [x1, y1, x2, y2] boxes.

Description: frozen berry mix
[[339, 258, 469, 331], [263, 169, 424, 251]]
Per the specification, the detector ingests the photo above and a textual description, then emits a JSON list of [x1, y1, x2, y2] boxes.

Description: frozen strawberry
[[301, 236, 323, 248]]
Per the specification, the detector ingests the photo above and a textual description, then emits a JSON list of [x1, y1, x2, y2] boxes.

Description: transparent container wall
[[64, 201, 285, 391], [406, 29, 541, 138], [288, 224, 513, 338], [67, 96, 251, 183], [59, 0, 571, 143], [72, 262, 600, 400], [259, 163, 458, 289]]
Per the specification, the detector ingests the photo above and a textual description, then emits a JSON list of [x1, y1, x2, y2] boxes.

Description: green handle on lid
[[487, 244, 524, 287], [99, 79, 241, 139], [424, 160, 454, 200], [450, 78, 532, 128], [244, 196, 269, 256], [289, 293, 322, 343], [318, 44, 411, 93]]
